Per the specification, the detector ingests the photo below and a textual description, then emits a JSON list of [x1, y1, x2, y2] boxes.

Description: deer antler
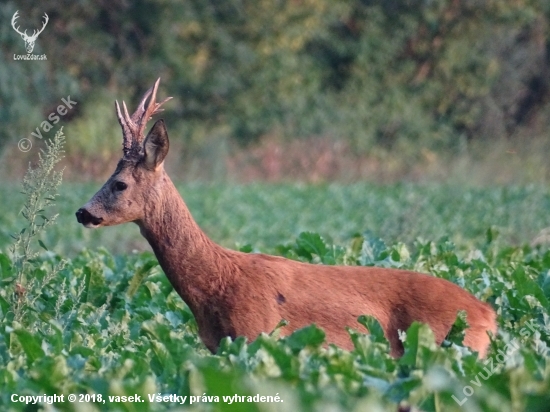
[[115, 78, 172, 158], [11, 11, 27, 38]]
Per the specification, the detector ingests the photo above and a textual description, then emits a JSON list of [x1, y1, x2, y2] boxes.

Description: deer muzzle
[[76, 208, 104, 227]]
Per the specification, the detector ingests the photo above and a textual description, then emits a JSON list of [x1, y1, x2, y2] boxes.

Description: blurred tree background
[[0, 0, 549, 182]]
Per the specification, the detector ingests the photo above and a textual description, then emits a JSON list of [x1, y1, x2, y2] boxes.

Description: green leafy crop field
[[1, 183, 549, 255], [0, 181, 549, 411]]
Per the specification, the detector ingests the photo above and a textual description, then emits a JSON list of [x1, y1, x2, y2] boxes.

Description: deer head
[[12, 11, 49, 54], [75, 79, 172, 228]]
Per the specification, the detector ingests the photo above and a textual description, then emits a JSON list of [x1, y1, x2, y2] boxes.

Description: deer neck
[[136, 174, 233, 311]]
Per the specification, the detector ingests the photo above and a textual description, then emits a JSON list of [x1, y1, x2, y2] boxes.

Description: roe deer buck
[[76, 79, 497, 357]]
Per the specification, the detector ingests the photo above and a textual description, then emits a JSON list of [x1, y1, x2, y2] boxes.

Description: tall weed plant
[[0, 128, 72, 327]]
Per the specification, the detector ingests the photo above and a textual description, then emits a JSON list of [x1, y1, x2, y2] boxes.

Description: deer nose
[[76, 208, 103, 226]]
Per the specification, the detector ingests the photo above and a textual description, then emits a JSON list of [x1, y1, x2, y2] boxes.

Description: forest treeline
[[0, 0, 548, 165]]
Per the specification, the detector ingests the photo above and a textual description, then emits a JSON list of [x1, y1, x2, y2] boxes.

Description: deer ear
[[143, 119, 169, 170]]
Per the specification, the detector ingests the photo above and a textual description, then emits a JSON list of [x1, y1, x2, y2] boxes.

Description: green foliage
[[64, 91, 124, 162], [0, 142, 550, 409], [444, 311, 468, 348], [1, 0, 548, 157], [0, 234, 549, 411], [1, 182, 549, 257]]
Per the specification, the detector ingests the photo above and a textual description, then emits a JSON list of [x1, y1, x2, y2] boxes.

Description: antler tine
[[115, 79, 172, 157], [131, 78, 172, 144], [115, 100, 123, 125], [126, 78, 158, 127], [132, 83, 156, 121], [144, 79, 173, 119], [151, 96, 174, 116], [115, 100, 133, 155], [122, 101, 133, 127], [133, 79, 159, 124]]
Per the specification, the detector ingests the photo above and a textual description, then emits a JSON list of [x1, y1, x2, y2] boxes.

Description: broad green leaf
[[358, 315, 386, 344], [0, 253, 13, 278], [399, 322, 436, 368], [127, 260, 158, 298], [360, 233, 388, 265], [13, 328, 45, 363], [284, 324, 325, 352], [239, 244, 253, 253], [295, 232, 328, 261]]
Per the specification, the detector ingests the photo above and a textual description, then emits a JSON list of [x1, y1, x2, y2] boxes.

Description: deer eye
[[114, 181, 128, 192]]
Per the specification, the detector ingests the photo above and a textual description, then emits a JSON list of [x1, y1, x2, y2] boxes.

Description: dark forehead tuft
[[114, 158, 138, 174], [111, 158, 147, 183]]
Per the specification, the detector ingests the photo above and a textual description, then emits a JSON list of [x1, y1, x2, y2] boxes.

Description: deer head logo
[[11, 10, 49, 54]]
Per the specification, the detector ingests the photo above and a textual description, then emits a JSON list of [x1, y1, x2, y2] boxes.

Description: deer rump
[[76, 79, 497, 358]]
